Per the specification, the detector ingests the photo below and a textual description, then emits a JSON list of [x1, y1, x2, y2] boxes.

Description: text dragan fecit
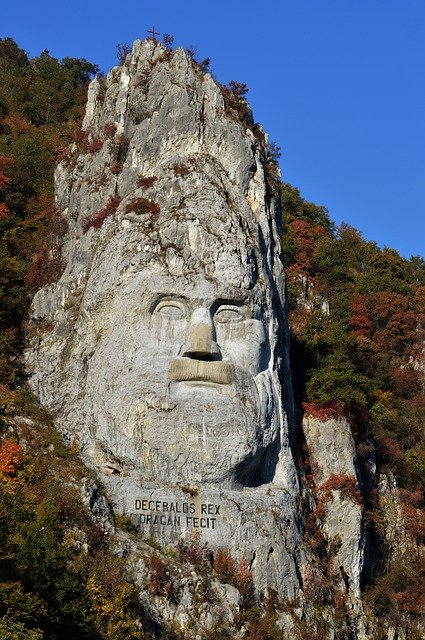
[[134, 499, 221, 529]]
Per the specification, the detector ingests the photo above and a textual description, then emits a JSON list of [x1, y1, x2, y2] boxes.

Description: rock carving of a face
[[81, 235, 281, 488], [27, 40, 287, 489]]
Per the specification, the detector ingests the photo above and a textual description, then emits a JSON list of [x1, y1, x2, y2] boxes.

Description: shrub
[[213, 549, 255, 608], [213, 548, 236, 584], [177, 531, 211, 572], [170, 162, 190, 177], [109, 133, 128, 163], [116, 43, 131, 65], [162, 33, 174, 49], [149, 555, 174, 600], [220, 80, 252, 127], [110, 162, 123, 175], [365, 555, 425, 623], [302, 402, 345, 421], [137, 175, 157, 190], [83, 195, 121, 232], [25, 248, 63, 289], [0, 439, 21, 483], [103, 122, 117, 138], [319, 474, 362, 505], [87, 137, 103, 154], [125, 197, 159, 216]]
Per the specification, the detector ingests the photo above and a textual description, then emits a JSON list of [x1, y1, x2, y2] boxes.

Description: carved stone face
[[79, 229, 281, 488]]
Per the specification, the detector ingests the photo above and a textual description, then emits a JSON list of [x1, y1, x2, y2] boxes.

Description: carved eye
[[214, 306, 245, 323], [154, 300, 187, 319]]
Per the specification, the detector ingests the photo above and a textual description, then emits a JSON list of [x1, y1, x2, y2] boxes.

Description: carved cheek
[[216, 320, 267, 374], [148, 314, 188, 355]]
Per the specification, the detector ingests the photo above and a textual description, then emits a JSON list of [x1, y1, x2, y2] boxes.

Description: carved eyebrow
[[210, 298, 246, 314], [148, 293, 189, 314]]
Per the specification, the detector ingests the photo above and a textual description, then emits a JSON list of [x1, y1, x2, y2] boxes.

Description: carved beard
[[89, 367, 280, 488]]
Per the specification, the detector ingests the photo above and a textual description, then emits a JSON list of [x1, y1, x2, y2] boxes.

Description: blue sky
[[2, 0, 424, 258]]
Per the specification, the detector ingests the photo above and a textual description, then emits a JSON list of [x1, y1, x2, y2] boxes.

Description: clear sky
[[2, 0, 424, 258]]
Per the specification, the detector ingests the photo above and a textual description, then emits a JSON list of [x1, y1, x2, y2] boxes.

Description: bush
[[213, 549, 255, 608], [319, 474, 362, 505], [25, 249, 63, 289], [177, 531, 211, 572], [83, 195, 121, 232], [137, 175, 157, 190], [125, 197, 159, 216]]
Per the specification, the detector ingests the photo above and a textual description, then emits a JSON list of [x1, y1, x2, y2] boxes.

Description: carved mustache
[[169, 359, 234, 385]]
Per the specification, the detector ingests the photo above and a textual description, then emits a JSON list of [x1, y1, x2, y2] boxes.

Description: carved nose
[[182, 309, 220, 360]]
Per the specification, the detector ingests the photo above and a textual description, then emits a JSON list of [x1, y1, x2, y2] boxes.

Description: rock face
[[26, 40, 303, 597], [25, 41, 374, 615], [303, 415, 365, 596]]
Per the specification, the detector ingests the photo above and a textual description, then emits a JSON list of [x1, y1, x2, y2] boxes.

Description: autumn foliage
[[82, 195, 121, 232], [0, 439, 21, 481]]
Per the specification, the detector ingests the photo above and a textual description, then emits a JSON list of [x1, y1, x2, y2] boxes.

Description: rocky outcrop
[[25, 38, 373, 630], [303, 415, 365, 596], [26, 39, 303, 599]]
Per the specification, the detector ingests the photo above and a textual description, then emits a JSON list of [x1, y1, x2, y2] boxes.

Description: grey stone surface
[[303, 415, 365, 596], [25, 39, 368, 610], [26, 39, 302, 598]]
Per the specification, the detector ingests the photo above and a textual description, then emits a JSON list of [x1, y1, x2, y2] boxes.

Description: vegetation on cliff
[[282, 183, 425, 635], [282, 182, 425, 503], [0, 36, 424, 638]]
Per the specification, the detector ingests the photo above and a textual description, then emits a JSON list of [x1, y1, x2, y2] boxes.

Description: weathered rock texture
[[303, 415, 365, 596], [25, 39, 369, 616], [26, 39, 303, 597]]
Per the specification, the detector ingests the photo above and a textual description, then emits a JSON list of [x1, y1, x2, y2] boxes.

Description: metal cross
[[147, 26, 160, 41]]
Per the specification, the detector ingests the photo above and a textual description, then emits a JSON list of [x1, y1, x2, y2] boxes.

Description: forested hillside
[[282, 183, 425, 628], [282, 183, 425, 500], [0, 36, 424, 638]]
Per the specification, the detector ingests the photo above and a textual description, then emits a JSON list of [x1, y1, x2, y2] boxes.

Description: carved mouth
[[169, 359, 234, 385]]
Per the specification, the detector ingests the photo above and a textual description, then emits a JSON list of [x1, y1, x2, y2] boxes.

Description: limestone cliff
[[25, 39, 377, 637]]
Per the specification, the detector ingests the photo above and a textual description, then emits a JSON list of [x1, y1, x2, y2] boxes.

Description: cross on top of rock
[[147, 26, 160, 41]]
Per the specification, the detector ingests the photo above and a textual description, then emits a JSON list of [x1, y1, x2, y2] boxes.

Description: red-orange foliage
[[54, 145, 70, 163], [368, 292, 417, 355], [110, 162, 123, 175], [24, 199, 66, 288], [402, 504, 425, 543], [392, 366, 422, 399], [302, 402, 345, 421], [0, 155, 13, 219], [287, 219, 328, 276], [149, 555, 174, 598], [103, 122, 117, 138], [137, 175, 158, 190], [213, 548, 237, 584], [0, 202, 9, 219], [0, 440, 21, 481], [74, 127, 90, 150], [177, 531, 210, 569], [25, 249, 63, 289], [2, 114, 33, 137], [87, 137, 103, 154], [125, 197, 160, 215], [82, 195, 121, 232], [213, 549, 255, 607], [376, 435, 405, 467], [350, 294, 372, 337], [399, 488, 425, 542], [319, 474, 362, 505]]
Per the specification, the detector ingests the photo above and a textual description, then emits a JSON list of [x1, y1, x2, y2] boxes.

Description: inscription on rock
[[134, 499, 221, 529]]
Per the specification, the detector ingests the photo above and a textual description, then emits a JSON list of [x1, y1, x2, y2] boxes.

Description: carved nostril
[[182, 323, 220, 360]]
